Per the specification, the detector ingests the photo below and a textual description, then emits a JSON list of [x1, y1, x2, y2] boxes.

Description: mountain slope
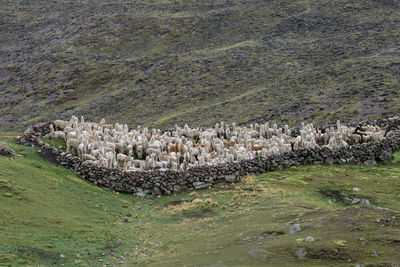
[[1, 0, 400, 129]]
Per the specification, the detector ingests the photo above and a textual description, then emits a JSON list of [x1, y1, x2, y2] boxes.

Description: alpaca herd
[[49, 116, 388, 172]]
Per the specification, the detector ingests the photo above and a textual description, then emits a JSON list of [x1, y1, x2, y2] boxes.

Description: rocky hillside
[[1, 0, 400, 130]]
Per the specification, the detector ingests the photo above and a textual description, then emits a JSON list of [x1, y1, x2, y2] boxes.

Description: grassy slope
[[1, 0, 400, 130], [1, 132, 400, 266]]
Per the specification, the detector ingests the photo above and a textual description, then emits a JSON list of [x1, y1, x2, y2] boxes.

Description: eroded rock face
[[16, 118, 400, 196]]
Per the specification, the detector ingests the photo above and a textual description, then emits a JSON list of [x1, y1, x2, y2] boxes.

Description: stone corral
[[18, 118, 400, 196]]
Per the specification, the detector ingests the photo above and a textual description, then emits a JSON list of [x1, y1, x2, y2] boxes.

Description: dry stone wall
[[17, 118, 400, 197]]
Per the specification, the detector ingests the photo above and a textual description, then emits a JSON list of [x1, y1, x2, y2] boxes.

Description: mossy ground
[[1, 132, 400, 266]]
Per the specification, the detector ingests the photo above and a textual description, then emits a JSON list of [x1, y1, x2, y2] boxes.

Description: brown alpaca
[[169, 143, 186, 154], [298, 141, 304, 148], [224, 140, 235, 148], [192, 140, 202, 147], [169, 145, 179, 153], [210, 141, 217, 152], [179, 143, 186, 154], [251, 141, 264, 151]]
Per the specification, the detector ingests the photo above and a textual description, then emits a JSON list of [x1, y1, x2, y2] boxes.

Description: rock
[[352, 198, 370, 207], [360, 199, 370, 207], [289, 224, 302, 234], [325, 156, 334, 164], [0, 146, 16, 158], [173, 185, 181, 193], [354, 264, 364, 267], [136, 189, 147, 198], [247, 247, 269, 262], [193, 182, 206, 189], [378, 150, 392, 162], [305, 236, 315, 242], [370, 250, 378, 257], [224, 175, 236, 182], [163, 188, 171, 195], [363, 159, 377, 166], [112, 240, 122, 250], [352, 187, 361, 191], [295, 247, 307, 260], [152, 186, 161, 196]]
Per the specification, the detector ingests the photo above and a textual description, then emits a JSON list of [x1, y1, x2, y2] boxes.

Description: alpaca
[[66, 138, 80, 154], [49, 124, 65, 139], [367, 130, 385, 142], [66, 131, 78, 141], [224, 140, 235, 148], [136, 145, 145, 159], [117, 153, 129, 168], [77, 138, 88, 158], [250, 141, 264, 151], [82, 154, 96, 161], [54, 120, 69, 131], [105, 152, 116, 168]]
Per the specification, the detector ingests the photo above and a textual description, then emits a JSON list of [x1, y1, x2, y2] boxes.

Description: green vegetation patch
[[42, 138, 67, 152]]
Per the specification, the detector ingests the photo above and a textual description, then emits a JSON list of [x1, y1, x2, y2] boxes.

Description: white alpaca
[[78, 142, 87, 158], [66, 138, 80, 154], [49, 124, 65, 139], [66, 131, 78, 140], [116, 153, 129, 168], [105, 152, 116, 168], [54, 120, 69, 131], [82, 154, 96, 161]]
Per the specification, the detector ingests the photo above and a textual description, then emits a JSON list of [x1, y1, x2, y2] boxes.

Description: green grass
[[42, 138, 67, 152], [392, 150, 400, 163], [2, 133, 400, 266]]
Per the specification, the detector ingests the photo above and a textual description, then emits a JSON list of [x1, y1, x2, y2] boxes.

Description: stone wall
[[17, 118, 400, 197]]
